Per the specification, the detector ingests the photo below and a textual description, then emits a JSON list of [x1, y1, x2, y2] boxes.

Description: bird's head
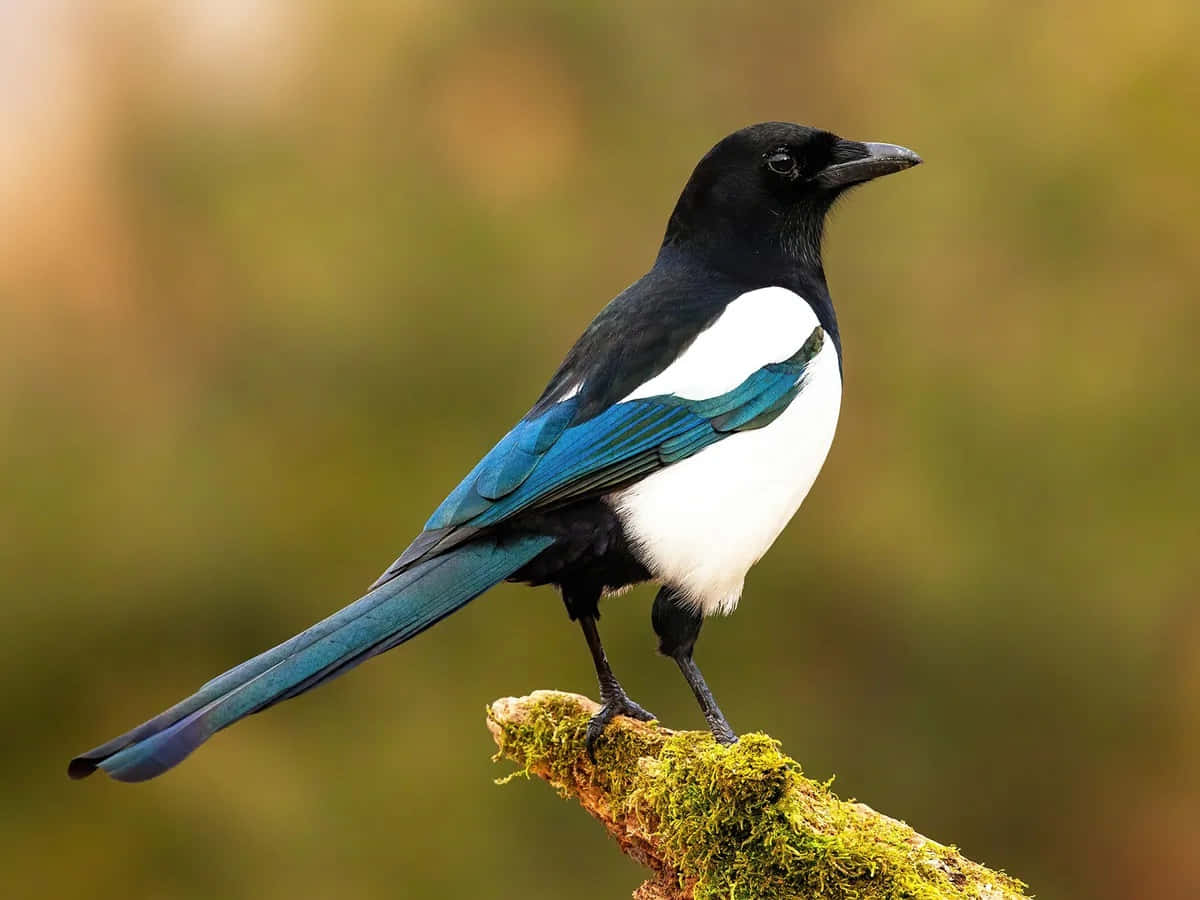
[[663, 122, 921, 273]]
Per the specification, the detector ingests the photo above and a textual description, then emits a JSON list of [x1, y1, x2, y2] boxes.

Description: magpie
[[69, 122, 920, 782]]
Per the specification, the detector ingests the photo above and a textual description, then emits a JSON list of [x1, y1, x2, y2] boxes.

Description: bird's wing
[[373, 322, 825, 585]]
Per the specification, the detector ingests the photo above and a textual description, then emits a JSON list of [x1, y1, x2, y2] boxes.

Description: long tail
[[68, 534, 552, 782]]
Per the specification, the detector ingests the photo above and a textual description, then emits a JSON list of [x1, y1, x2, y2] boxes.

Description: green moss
[[489, 692, 1030, 900]]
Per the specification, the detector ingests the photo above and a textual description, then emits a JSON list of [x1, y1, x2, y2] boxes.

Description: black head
[[663, 122, 920, 274]]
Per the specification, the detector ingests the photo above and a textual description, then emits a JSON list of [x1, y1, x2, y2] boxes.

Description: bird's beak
[[813, 141, 922, 190]]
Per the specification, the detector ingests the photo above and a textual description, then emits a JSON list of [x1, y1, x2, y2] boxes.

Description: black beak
[[814, 141, 922, 190]]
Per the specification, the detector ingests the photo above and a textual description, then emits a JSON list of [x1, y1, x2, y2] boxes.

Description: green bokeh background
[[3, 2, 1198, 898]]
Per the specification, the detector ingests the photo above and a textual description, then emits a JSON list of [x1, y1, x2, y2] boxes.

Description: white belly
[[611, 332, 841, 615]]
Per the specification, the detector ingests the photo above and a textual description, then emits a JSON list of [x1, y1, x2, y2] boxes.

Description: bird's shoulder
[[532, 256, 830, 423]]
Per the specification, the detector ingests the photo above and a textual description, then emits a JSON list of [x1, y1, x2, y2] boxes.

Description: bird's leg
[[578, 614, 655, 758], [652, 587, 736, 745], [674, 651, 736, 745]]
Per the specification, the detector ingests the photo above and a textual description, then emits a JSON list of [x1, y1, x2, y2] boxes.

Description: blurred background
[[3, 1, 1198, 898]]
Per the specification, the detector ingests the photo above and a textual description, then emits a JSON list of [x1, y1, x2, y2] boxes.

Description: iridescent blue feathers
[[68, 534, 552, 782], [425, 326, 824, 532]]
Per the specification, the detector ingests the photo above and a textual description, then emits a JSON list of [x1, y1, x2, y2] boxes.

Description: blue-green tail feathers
[[68, 534, 553, 782]]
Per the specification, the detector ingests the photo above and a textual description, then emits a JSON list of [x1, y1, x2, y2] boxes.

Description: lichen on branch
[[487, 691, 1030, 900]]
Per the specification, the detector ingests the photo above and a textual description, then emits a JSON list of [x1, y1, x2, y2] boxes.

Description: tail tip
[[67, 756, 99, 780]]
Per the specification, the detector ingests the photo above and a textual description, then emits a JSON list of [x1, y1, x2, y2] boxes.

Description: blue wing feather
[[423, 326, 823, 536], [475, 442, 540, 500], [711, 377, 802, 432], [659, 422, 719, 463]]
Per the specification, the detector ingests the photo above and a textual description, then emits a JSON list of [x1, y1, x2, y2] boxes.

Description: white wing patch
[[622, 286, 819, 402], [611, 287, 841, 616]]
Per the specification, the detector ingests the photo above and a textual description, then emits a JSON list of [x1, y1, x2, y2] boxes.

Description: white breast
[[610, 287, 842, 616]]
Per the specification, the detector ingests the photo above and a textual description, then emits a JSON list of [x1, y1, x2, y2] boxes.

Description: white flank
[[612, 288, 841, 615]]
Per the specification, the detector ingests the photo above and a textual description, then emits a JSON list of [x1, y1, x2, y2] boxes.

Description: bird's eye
[[765, 149, 797, 176]]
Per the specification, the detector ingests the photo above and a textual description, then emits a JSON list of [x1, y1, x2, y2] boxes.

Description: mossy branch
[[488, 691, 1031, 900]]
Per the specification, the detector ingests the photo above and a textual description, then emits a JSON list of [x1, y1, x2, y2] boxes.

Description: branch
[[487, 691, 1030, 900]]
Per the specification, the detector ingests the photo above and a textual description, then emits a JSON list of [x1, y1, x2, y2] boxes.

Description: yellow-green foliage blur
[[3, 2, 1197, 899]]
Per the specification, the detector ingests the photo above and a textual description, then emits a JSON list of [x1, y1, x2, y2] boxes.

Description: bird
[[69, 122, 920, 782]]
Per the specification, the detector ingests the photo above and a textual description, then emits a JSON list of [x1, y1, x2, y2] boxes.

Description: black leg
[[577, 612, 655, 759], [673, 652, 736, 745], [652, 587, 737, 745]]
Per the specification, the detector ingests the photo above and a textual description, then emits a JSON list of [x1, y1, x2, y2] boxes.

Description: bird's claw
[[585, 694, 655, 761]]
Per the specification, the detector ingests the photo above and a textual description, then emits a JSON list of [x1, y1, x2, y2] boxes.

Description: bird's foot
[[585, 690, 655, 761]]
